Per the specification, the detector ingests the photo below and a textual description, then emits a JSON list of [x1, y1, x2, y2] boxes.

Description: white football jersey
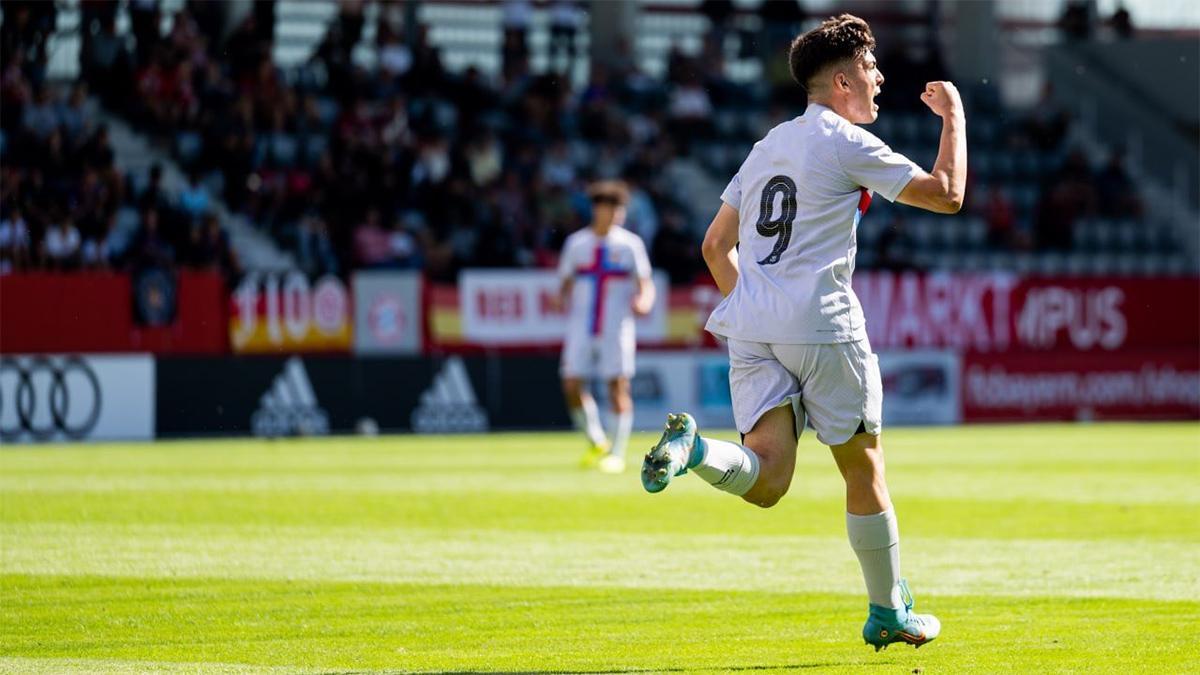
[[558, 226, 652, 342], [706, 103, 920, 344]]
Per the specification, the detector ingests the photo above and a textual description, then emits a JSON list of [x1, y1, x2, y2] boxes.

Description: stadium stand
[[1, 0, 1195, 282]]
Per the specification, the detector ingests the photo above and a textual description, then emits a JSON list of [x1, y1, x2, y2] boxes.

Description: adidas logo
[[412, 357, 489, 433], [251, 357, 330, 437]]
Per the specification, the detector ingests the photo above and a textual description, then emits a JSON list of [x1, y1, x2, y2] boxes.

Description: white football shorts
[[560, 332, 635, 380], [727, 337, 882, 446]]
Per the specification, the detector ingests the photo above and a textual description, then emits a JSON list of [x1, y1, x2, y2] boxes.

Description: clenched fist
[[920, 81, 963, 118]]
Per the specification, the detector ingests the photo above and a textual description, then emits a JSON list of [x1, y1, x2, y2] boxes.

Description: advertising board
[[0, 354, 155, 442]]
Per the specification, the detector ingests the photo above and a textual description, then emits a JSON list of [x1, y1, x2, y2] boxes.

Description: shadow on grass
[[317, 664, 894, 674]]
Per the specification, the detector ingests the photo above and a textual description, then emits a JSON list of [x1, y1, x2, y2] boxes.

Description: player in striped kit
[[641, 15, 967, 650], [558, 181, 655, 474]]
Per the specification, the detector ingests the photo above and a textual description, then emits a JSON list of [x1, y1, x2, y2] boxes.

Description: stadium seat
[[973, 151, 993, 180], [1065, 254, 1088, 276], [1035, 254, 1066, 276], [963, 217, 987, 250], [1092, 253, 1118, 275], [909, 217, 935, 247], [993, 153, 1016, 179], [1013, 253, 1036, 275], [899, 115, 921, 144], [874, 116, 895, 139], [1115, 221, 1137, 250], [1116, 254, 1139, 276], [959, 252, 984, 270]]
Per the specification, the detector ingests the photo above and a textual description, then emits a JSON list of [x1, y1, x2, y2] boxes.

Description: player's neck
[[809, 95, 851, 122], [591, 222, 613, 236]]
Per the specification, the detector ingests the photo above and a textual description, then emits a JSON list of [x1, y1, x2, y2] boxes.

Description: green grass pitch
[[2, 422, 1198, 674]]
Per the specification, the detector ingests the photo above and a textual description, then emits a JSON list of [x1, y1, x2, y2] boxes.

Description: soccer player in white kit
[[640, 15, 966, 650], [559, 180, 656, 474]]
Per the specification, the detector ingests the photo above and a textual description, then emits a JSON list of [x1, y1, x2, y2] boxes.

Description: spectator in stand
[[502, 0, 533, 82], [41, 217, 82, 270], [759, 0, 806, 105], [700, 0, 736, 51], [876, 217, 920, 273], [57, 83, 94, 143], [651, 209, 699, 284], [79, 9, 131, 102], [1096, 148, 1142, 219], [549, 1, 583, 75], [81, 210, 116, 269], [667, 72, 715, 144], [296, 211, 339, 277], [465, 131, 503, 187], [124, 207, 174, 270], [353, 208, 422, 269], [21, 86, 57, 141], [1036, 149, 1097, 251], [353, 208, 392, 268], [984, 186, 1018, 250], [1, 51, 32, 133], [29, 0, 1163, 288], [0, 205, 32, 273], [179, 170, 210, 222], [129, 0, 162, 66], [136, 163, 169, 213], [1109, 5, 1135, 39], [540, 140, 577, 188], [377, 20, 413, 89], [1059, 0, 1094, 41], [187, 213, 240, 279]]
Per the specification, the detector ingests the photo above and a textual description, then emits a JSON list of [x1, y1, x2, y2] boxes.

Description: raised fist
[[920, 81, 963, 118]]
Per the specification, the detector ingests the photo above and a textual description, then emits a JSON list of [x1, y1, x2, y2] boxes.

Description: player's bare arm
[[701, 203, 741, 297], [631, 276, 656, 316], [558, 277, 573, 313], [897, 81, 967, 214]]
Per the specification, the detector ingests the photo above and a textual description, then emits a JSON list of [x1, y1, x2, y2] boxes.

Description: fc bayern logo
[[368, 295, 406, 344]]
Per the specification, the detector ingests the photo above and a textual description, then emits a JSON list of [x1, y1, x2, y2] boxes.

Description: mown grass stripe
[[3, 523, 1195, 601]]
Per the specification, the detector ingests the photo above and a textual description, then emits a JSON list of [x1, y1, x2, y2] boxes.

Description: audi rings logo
[[0, 357, 102, 441]]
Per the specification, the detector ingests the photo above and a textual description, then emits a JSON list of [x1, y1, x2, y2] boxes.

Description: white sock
[[691, 437, 760, 496], [569, 397, 607, 447], [846, 508, 903, 609], [607, 410, 632, 457]]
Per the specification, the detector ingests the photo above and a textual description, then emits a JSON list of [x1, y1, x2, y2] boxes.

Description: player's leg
[[723, 403, 797, 507], [801, 340, 938, 650], [596, 326, 637, 472], [561, 335, 607, 465], [597, 376, 632, 473], [642, 339, 801, 505], [563, 377, 606, 447]]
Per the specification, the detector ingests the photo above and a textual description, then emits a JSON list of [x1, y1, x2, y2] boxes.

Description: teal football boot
[[641, 412, 701, 493], [863, 580, 940, 651]]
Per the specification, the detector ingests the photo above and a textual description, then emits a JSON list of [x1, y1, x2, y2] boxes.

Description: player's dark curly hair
[[788, 14, 876, 93]]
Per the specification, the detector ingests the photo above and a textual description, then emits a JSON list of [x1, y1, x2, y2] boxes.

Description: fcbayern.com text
[[965, 365, 1200, 411]]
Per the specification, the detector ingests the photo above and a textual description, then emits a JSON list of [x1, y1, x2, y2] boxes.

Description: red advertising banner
[[429, 272, 1199, 354], [856, 273, 1200, 353], [962, 350, 1200, 421], [0, 271, 227, 354]]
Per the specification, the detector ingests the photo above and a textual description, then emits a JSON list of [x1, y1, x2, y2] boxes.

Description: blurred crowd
[[1, 0, 1152, 283], [1, 0, 239, 277]]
